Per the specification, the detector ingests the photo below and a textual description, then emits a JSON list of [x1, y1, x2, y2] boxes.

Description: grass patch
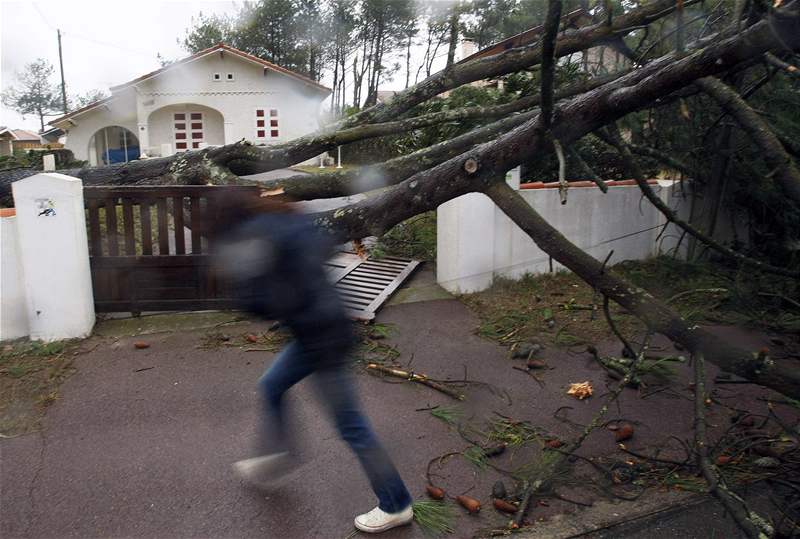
[[462, 257, 800, 351], [412, 499, 456, 536], [0, 339, 78, 436]]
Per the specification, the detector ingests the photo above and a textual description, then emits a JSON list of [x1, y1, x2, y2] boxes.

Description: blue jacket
[[215, 212, 355, 360]]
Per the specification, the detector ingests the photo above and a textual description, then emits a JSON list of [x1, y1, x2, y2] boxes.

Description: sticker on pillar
[[35, 198, 56, 217]]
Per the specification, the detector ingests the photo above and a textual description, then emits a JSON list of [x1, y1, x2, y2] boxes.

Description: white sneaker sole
[[354, 508, 413, 533], [232, 453, 293, 485]]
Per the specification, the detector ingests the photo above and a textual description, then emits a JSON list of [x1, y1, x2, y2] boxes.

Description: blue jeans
[[258, 340, 412, 513]]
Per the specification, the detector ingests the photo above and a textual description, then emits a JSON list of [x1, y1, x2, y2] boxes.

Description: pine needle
[[430, 406, 462, 426], [412, 500, 456, 536]]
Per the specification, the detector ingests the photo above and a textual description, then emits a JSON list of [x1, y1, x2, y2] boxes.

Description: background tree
[[180, 11, 234, 52], [1, 59, 62, 131], [69, 89, 108, 110]]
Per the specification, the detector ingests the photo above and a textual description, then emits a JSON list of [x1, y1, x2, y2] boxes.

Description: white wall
[[11, 173, 95, 341], [136, 52, 327, 156], [148, 103, 225, 153], [57, 51, 328, 162], [0, 216, 29, 340], [437, 180, 691, 293]]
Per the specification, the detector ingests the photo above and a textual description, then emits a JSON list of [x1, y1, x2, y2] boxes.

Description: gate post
[[12, 173, 95, 341]]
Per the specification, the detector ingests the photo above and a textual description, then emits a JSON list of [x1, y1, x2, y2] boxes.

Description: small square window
[[270, 119, 278, 127], [192, 142, 201, 149], [226, 73, 234, 81], [213, 73, 221, 81], [174, 113, 185, 120], [191, 122, 202, 130], [174, 123, 185, 130], [191, 132, 203, 139], [257, 130, 265, 138], [190, 113, 202, 120], [269, 109, 278, 117], [175, 132, 186, 140], [270, 130, 279, 137], [256, 120, 265, 127], [176, 142, 187, 150], [256, 109, 264, 117]]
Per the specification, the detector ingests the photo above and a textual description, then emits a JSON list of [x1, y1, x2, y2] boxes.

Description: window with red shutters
[[174, 111, 203, 152], [255, 108, 279, 140]]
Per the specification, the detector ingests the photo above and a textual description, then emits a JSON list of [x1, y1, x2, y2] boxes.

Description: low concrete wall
[[1, 215, 29, 340], [437, 179, 691, 294]]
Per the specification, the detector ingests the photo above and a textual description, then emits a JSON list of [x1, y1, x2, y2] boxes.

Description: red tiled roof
[[111, 43, 330, 94], [49, 96, 115, 126], [50, 43, 330, 126]]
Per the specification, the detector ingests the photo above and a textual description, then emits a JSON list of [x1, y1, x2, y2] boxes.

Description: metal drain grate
[[325, 254, 420, 321]]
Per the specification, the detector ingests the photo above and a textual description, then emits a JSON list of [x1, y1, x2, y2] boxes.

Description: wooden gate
[[84, 185, 260, 313], [84, 185, 420, 318]]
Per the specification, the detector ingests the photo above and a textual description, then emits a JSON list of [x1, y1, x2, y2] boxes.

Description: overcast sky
[[1, 0, 454, 132], [1, 0, 240, 131]]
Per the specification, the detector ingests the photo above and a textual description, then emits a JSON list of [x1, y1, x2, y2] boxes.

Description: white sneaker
[[354, 505, 413, 534], [232, 452, 293, 484]]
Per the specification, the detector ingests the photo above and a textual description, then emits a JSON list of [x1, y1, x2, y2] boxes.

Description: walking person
[[211, 192, 413, 534]]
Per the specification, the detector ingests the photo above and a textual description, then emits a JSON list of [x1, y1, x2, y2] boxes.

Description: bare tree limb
[[567, 145, 609, 192], [693, 353, 775, 538], [765, 52, 800, 77], [540, 0, 563, 130], [339, 0, 700, 128], [695, 76, 800, 204], [601, 124, 798, 277]]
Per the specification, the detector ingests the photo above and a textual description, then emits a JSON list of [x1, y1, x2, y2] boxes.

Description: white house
[[49, 43, 331, 166]]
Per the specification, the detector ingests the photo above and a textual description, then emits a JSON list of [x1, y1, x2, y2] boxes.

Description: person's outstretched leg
[[314, 364, 413, 533], [233, 341, 315, 484]]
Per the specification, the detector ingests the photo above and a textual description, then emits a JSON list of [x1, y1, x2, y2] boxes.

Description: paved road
[[2, 288, 795, 538]]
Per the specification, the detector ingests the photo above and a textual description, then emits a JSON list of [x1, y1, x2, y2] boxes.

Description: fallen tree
[[5, 2, 799, 536]]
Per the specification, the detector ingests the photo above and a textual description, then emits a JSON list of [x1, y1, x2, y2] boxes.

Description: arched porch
[[87, 126, 140, 166], [146, 104, 225, 156]]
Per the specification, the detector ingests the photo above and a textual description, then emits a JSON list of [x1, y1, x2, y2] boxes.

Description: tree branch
[[765, 52, 800, 78], [540, 0, 563, 130], [695, 76, 800, 205], [601, 124, 798, 277], [339, 0, 700, 128], [693, 353, 775, 538]]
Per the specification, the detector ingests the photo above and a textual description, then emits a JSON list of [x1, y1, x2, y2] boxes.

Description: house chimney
[[460, 39, 477, 61]]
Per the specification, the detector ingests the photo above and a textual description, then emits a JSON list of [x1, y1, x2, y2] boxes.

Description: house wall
[[437, 179, 692, 294], [135, 52, 326, 157], [0, 137, 12, 156], [59, 90, 138, 162], [148, 104, 225, 153]]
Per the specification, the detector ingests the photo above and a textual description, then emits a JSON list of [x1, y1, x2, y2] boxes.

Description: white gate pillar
[[12, 173, 95, 341]]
